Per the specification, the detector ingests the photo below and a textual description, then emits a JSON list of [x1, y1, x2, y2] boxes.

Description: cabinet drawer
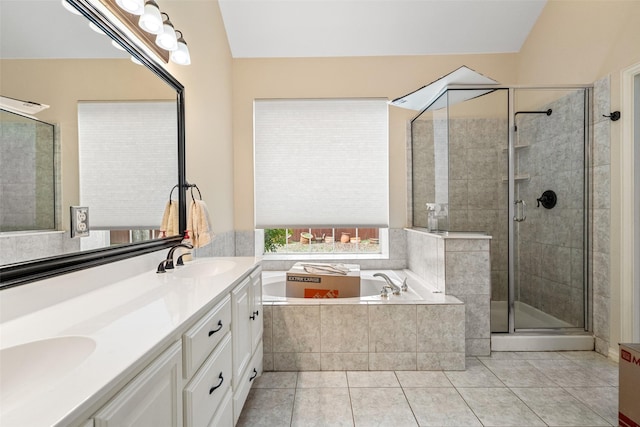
[[184, 332, 232, 427], [183, 295, 231, 379], [233, 343, 263, 424], [208, 389, 233, 427]]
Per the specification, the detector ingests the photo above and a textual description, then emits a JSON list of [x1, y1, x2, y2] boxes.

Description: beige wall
[[231, 55, 518, 230], [162, 0, 235, 234]]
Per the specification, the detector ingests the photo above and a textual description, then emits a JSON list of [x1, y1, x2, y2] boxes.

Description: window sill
[[261, 253, 388, 261]]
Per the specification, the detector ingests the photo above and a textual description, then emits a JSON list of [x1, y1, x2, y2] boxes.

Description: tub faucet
[[373, 273, 401, 295], [157, 243, 193, 273]]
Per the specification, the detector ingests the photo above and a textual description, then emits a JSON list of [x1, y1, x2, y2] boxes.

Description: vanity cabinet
[[93, 341, 183, 427], [87, 263, 261, 427], [232, 267, 263, 423]]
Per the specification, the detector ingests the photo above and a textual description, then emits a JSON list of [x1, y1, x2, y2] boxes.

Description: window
[[254, 98, 389, 257], [78, 100, 177, 231]]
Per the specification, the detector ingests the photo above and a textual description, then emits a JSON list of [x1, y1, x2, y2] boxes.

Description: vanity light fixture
[[155, 13, 178, 51], [115, 0, 144, 15], [61, 0, 81, 15], [170, 30, 191, 65], [138, 0, 163, 35]]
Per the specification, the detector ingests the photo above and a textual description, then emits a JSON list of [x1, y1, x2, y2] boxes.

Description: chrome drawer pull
[[249, 368, 258, 382], [209, 373, 224, 394], [208, 320, 223, 336]]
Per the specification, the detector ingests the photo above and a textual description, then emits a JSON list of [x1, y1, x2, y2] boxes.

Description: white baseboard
[[608, 346, 620, 362]]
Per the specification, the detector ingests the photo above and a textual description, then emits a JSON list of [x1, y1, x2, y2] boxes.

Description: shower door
[[509, 88, 589, 331]]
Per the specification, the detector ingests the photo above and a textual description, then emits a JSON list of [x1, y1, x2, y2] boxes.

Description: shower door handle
[[514, 199, 527, 222]]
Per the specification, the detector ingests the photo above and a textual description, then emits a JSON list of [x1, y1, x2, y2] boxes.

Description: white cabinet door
[[208, 389, 233, 427], [250, 268, 263, 352], [231, 276, 251, 390], [93, 341, 183, 427]]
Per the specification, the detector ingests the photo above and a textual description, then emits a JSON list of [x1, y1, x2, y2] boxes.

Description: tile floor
[[238, 351, 619, 426]]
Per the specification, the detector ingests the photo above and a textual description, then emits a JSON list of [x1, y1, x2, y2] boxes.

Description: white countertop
[[0, 256, 261, 427]]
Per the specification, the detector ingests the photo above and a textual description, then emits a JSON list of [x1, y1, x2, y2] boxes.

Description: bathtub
[[262, 270, 429, 302], [260, 269, 465, 371]]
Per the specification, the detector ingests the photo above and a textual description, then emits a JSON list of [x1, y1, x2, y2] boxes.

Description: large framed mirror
[[0, 0, 186, 288]]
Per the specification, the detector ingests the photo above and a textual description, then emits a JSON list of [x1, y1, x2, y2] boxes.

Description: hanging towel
[[187, 199, 213, 248], [160, 200, 179, 237]]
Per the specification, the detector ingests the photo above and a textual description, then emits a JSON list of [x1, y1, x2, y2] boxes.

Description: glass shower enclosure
[[410, 85, 590, 333]]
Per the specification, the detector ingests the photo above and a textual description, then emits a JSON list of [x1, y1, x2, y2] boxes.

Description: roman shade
[[78, 100, 177, 229], [254, 98, 389, 228]]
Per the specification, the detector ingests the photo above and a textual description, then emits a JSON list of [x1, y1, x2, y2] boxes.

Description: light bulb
[[111, 40, 126, 51], [89, 21, 106, 36], [155, 14, 178, 51], [61, 0, 81, 15], [116, 0, 144, 15], [138, 0, 163, 35], [170, 32, 190, 65]]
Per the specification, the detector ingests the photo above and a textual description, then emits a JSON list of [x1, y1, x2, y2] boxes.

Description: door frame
[[620, 62, 640, 342]]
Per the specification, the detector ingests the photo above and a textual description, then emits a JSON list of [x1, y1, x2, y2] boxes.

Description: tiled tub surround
[[406, 229, 492, 356], [261, 270, 465, 371]]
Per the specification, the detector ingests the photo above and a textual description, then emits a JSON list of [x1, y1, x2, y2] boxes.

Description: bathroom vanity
[[0, 256, 262, 427]]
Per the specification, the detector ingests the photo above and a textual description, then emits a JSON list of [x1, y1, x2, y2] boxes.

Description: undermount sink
[[173, 259, 236, 279], [0, 336, 96, 409]]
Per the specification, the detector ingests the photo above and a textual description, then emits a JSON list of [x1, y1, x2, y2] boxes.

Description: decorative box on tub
[[286, 263, 360, 298]]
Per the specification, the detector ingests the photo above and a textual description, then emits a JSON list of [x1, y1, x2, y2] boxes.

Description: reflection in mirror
[[0, 0, 180, 268], [0, 109, 55, 232], [0, 0, 185, 288]]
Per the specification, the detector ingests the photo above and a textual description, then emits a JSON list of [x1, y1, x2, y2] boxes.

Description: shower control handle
[[514, 199, 527, 222], [536, 190, 557, 209]]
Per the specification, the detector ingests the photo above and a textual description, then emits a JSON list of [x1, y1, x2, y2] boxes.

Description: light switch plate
[[70, 206, 89, 238]]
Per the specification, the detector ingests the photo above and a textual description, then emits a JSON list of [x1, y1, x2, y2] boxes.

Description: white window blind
[[78, 100, 177, 229], [254, 98, 388, 228]]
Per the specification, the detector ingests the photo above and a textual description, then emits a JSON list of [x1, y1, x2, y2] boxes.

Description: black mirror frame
[[0, 0, 186, 290]]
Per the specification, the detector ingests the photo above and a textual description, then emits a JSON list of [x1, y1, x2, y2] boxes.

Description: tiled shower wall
[[0, 119, 55, 231], [591, 77, 611, 356], [447, 118, 509, 302], [413, 116, 509, 301], [516, 90, 587, 327]]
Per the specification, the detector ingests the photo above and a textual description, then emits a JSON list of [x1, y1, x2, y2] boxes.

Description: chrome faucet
[[373, 272, 402, 295], [156, 243, 194, 273]]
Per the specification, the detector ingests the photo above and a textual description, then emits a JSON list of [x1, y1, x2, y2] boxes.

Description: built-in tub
[[262, 270, 426, 302], [260, 269, 466, 372]]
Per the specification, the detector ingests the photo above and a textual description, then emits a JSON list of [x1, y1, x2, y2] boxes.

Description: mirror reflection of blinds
[[254, 98, 389, 228], [78, 100, 177, 229]]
